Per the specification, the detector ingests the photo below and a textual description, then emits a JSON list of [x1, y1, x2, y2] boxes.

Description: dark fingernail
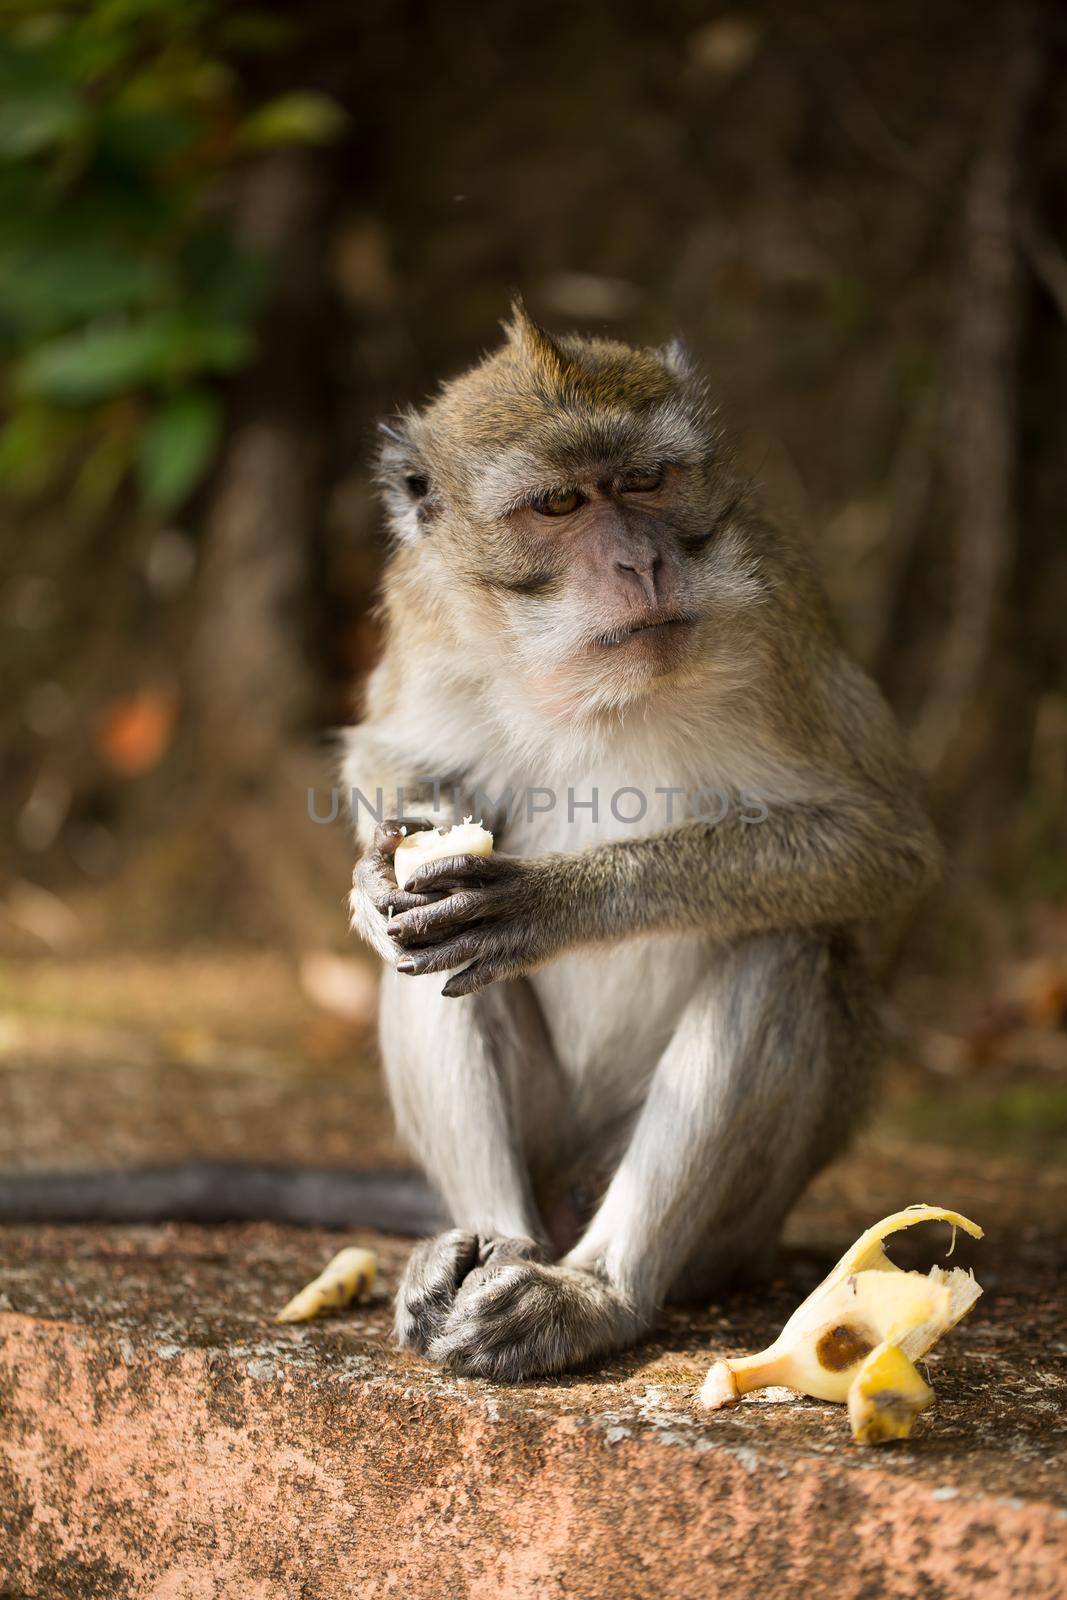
[[386, 921, 402, 936], [397, 958, 416, 974]]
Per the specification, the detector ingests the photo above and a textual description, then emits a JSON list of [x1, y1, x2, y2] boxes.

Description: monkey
[[0, 308, 939, 1386], [341, 304, 942, 1382]]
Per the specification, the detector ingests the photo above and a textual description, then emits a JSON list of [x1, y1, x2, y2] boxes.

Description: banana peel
[[699, 1205, 983, 1443], [275, 1246, 378, 1323]]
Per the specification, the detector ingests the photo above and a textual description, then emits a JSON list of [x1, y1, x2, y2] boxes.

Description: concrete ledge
[[1, 1221, 1064, 1599]]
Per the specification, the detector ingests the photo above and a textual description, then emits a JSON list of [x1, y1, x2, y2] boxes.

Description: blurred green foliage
[[891, 1082, 1067, 1160], [0, 1, 344, 513]]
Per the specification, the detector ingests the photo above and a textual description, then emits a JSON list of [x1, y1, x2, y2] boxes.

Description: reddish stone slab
[[1, 1221, 1064, 1599]]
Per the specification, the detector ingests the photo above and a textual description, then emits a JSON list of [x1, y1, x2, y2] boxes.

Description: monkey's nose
[[614, 555, 660, 606]]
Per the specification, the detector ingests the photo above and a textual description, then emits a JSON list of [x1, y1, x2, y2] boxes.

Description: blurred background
[[0, 0, 1065, 1182]]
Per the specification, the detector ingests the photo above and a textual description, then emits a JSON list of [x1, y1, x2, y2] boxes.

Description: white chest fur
[[531, 931, 711, 1104], [493, 748, 720, 1092], [377, 686, 801, 1094]]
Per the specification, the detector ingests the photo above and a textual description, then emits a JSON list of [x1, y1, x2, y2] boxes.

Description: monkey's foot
[[427, 1260, 642, 1382], [394, 1230, 544, 1354]]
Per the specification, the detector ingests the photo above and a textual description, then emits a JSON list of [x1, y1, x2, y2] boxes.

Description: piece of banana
[[847, 1341, 935, 1444], [393, 818, 493, 891], [275, 1246, 378, 1323], [698, 1204, 983, 1441]]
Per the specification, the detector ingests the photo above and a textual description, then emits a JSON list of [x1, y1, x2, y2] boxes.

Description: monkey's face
[[380, 311, 769, 717], [481, 463, 723, 687]]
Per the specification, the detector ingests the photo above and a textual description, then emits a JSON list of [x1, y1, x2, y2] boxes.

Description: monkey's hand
[[350, 818, 449, 965], [385, 853, 564, 997]]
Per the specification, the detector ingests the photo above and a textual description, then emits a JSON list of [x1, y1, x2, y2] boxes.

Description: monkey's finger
[[374, 816, 436, 858], [370, 884, 445, 917], [396, 933, 491, 978], [358, 853, 446, 916], [403, 854, 510, 894], [441, 960, 499, 998], [387, 891, 486, 946]]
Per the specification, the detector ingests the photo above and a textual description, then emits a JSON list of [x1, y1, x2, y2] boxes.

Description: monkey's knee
[[734, 931, 881, 1136], [660, 936, 880, 1304]]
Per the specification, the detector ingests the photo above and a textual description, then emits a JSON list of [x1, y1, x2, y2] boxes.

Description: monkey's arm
[[388, 780, 940, 996], [576, 785, 940, 942]]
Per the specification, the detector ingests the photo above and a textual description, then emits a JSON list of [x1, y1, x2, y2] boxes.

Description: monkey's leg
[[379, 967, 565, 1353], [428, 933, 878, 1381]]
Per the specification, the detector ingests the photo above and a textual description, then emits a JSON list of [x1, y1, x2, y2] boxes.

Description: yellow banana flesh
[[699, 1205, 983, 1440], [847, 1341, 935, 1444]]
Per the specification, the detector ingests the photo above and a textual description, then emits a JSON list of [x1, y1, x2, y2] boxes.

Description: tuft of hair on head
[[502, 297, 572, 387], [657, 337, 694, 381]]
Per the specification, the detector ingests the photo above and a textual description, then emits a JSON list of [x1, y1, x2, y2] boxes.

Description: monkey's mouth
[[591, 613, 695, 651]]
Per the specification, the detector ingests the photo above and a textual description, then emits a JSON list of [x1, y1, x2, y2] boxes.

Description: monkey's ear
[[375, 412, 433, 539], [502, 297, 568, 383]]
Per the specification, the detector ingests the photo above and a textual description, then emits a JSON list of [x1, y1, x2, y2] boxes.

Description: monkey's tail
[[0, 1163, 444, 1234]]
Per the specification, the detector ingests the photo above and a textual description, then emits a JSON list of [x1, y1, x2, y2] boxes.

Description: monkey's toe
[[394, 1228, 478, 1352], [394, 1230, 543, 1353], [428, 1261, 639, 1382]]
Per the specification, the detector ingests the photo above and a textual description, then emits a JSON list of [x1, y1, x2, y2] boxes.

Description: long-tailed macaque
[[345, 304, 940, 1382]]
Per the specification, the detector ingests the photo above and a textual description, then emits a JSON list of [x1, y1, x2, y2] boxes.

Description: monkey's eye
[[533, 487, 583, 517], [618, 466, 664, 494], [404, 473, 429, 500]]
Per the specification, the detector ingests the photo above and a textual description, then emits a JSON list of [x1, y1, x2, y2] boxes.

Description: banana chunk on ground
[[275, 1246, 378, 1324], [847, 1341, 935, 1445], [699, 1204, 983, 1444]]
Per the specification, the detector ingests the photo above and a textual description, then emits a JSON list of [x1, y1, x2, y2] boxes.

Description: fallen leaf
[[299, 951, 378, 1026], [97, 690, 176, 776], [1019, 960, 1067, 1029], [3, 879, 81, 950]]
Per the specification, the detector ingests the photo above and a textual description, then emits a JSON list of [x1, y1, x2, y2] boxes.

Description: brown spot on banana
[[815, 1322, 875, 1372]]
